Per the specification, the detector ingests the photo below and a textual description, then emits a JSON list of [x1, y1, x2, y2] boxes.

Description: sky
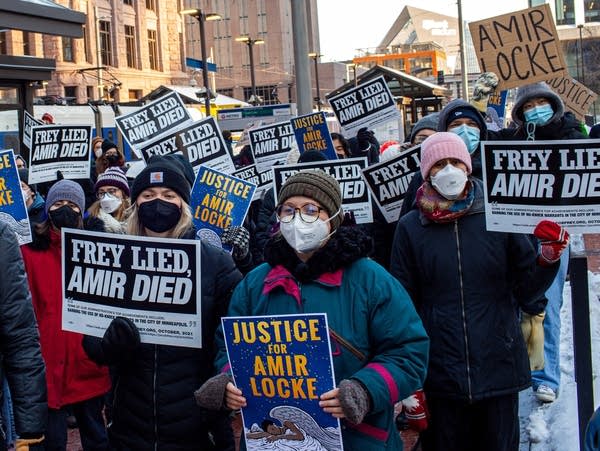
[[317, 0, 529, 62]]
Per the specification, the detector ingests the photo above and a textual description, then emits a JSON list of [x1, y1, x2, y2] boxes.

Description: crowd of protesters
[[1, 73, 597, 451]]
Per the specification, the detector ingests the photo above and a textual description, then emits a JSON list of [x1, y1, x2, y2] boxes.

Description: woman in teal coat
[[197, 170, 429, 450]]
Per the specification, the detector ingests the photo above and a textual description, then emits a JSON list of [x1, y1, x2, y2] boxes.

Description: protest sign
[[190, 166, 256, 247], [137, 117, 235, 175], [62, 229, 202, 348], [546, 76, 598, 121], [0, 150, 31, 244], [291, 112, 337, 160], [488, 90, 508, 125], [222, 313, 343, 451], [327, 75, 401, 137], [233, 164, 273, 201], [23, 111, 42, 150], [273, 157, 373, 224], [362, 146, 421, 223], [469, 4, 567, 90], [481, 140, 600, 233], [249, 120, 295, 172], [115, 90, 193, 155], [28, 125, 92, 184]]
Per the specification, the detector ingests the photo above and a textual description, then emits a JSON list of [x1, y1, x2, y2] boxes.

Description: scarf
[[416, 180, 475, 223]]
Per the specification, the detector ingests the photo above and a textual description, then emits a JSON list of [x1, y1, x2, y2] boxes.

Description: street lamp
[[181, 8, 221, 117], [308, 52, 322, 111], [236, 35, 265, 105]]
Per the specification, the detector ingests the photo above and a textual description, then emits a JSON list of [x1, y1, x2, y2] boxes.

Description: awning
[[0, 0, 86, 38]]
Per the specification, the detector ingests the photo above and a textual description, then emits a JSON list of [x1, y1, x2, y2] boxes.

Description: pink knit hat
[[420, 132, 472, 178]]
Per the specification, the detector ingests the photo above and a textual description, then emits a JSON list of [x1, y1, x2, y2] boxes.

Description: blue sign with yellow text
[[291, 112, 338, 161], [0, 149, 32, 244]]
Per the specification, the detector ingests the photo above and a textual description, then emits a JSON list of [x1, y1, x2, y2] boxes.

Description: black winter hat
[[101, 140, 118, 154], [131, 157, 191, 204], [298, 150, 328, 163], [278, 170, 343, 231]]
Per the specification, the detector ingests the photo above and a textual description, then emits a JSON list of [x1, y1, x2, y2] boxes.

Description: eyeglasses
[[276, 203, 324, 223], [96, 188, 120, 199]]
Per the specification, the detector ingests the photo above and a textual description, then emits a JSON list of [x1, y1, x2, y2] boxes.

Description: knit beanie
[[409, 112, 440, 144], [278, 170, 343, 231], [438, 99, 487, 137], [420, 132, 472, 179], [511, 82, 564, 126], [95, 167, 131, 197], [131, 157, 191, 204], [101, 140, 118, 155], [45, 179, 85, 215], [298, 150, 328, 163]]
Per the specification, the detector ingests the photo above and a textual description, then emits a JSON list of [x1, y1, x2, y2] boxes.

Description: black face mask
[[138, 199, 181, 233], [105, 154, 120, 165], [49, 205, 81, 229]]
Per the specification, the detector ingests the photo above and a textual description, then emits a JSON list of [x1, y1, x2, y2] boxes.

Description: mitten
[[401, 389, 429, 432], [471, 72, 499, 113], [194, 373, 232, 410], [16, 436, 44, 451], [356, 128, 373, 151], [534, 220, 570, 266], [520, 311, 546, 370], [338, 379, 370, 424], [221, 226, 250, 260], [101, 316, 140, 361]]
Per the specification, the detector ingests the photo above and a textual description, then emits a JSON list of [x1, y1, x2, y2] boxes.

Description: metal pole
[[314, 56, 321, 111], [248, 41, 257, 103], [457, 0, 469, 101], [569, 234, 595, 451], [578, 25, 585, 85], [94, 7, 104, 101], [198, 14, 211, 117], [290, 0, 312, 115]]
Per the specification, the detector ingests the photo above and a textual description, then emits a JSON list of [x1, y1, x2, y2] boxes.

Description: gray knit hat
[[278, 170, 343, 230], [409, 112, 440, 144], [45, 179, 85, 215], [511, 82, 564, 126]]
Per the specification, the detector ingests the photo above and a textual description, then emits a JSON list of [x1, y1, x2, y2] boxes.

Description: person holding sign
[[196, 170, 429, 450], [390, 133, 565, 451], [18, 169, 46, 226], [95, 140, 126, 179], [21, 180, 110, 451], [82, 157, 243, 450]]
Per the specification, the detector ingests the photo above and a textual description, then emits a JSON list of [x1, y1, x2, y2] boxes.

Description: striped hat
[[95, 167, 130, 197]]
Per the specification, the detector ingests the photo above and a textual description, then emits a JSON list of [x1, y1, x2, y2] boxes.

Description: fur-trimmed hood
[[264, 226, 373, 282]]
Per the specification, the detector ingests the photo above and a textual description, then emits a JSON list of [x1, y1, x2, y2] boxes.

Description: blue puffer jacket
[[215, 227, 429, 451], [391, 179, 558, 402]]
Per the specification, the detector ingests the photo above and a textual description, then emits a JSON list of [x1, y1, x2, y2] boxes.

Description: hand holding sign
[[471, 72, 499, 113], [101, 316, 140, 362], [534, 220, 569, 266]]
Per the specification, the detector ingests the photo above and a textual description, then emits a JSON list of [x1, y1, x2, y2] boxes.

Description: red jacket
[[21, 229, 110, 409]]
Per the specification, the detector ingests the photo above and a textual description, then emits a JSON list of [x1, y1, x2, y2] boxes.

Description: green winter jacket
[[215, 228, 429, 450]]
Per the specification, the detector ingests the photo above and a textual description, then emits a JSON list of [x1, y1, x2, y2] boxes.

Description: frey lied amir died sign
[[469, 4, 568, 90]]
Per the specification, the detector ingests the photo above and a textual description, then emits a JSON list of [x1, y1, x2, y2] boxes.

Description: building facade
[[182, 0, 319, 105], [0, 0, 189, 104]]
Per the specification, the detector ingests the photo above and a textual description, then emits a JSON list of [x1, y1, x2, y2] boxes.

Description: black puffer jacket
[[84, 234, 242, 450], [490, 111, 586, 141], [0, 221, 47, 436], [390, 179, 558, 402]]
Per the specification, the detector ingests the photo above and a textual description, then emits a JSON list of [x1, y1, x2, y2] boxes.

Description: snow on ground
[[519, 272, 600, 451]]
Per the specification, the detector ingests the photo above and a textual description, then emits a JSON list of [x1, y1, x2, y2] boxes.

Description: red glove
[[533, 220, 569, 266], [401, 389, 429, 432]]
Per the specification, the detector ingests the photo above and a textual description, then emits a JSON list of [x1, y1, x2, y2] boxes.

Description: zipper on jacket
[[454, 221, 473, 402], [153, 345, 158, 451]]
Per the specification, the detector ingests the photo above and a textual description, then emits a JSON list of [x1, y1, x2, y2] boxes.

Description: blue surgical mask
[[449, 124, 480, 154], [523, 104, 554, 126]]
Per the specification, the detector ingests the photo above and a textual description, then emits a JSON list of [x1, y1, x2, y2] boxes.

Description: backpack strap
[[329, 328, 367, 363]]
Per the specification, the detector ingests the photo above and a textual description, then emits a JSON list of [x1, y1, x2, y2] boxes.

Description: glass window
[[148, 29, 158, 70], [62, 37, 74, 62], [99, 20, 113, 66], [585, 0, 600, 22], [528, 0, 546, 6], [82, 25, 91, 63], [0, 32, 6, 55], [125, 25, 137, 68], [555, 0, 576, 25], [22, 31, 32, 55], [146, 0, 156, 11], [124, 0, 133, 5]]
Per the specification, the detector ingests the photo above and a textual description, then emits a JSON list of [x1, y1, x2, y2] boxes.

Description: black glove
[[342, 211, 356, 227], [101, 316, 140, 361], [356, 128, 373, 151], [56, 170, 64, 181], [221, 226, 250, 260]]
